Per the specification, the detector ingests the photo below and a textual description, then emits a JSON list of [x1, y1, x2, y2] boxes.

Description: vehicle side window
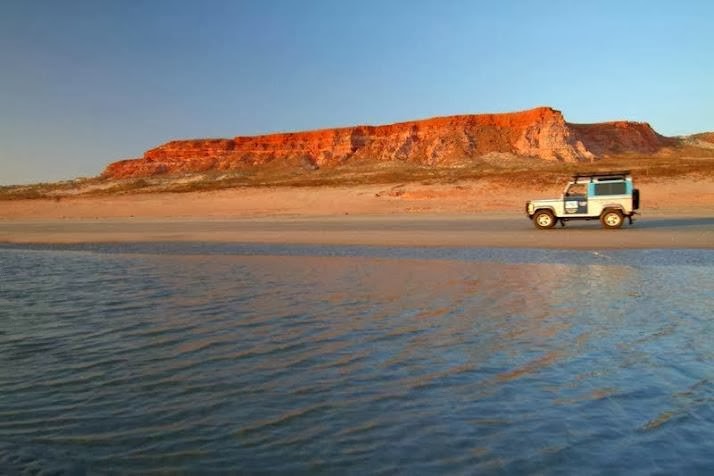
[[566, 184, 587, 196], [594, 182, 627, 195]]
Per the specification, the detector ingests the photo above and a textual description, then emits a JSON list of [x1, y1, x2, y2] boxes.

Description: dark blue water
[[1, 244, 712, 474]]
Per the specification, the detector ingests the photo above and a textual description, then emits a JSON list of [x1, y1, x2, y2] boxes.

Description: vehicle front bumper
[[525, 201, 534, 218]]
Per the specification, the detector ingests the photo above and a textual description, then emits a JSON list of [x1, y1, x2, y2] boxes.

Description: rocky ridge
[[103, 107, 673, 179]]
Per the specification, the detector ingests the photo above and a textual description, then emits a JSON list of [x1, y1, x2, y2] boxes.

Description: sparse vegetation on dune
[[1, 149, 713, 201], [0, 178, 99, 200]]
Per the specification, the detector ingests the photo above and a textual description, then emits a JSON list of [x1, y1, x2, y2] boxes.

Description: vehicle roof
[[572, 170, 631, 180]]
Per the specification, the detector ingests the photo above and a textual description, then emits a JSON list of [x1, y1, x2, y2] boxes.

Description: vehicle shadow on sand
[[635, 217, 714, 229]]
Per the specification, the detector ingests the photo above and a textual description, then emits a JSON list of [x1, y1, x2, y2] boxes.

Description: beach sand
[[1, 178, 712, 248]]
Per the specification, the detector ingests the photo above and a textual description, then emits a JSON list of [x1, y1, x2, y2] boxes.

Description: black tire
[[600, 209, 624, 229], [533, 210, 556, 229]]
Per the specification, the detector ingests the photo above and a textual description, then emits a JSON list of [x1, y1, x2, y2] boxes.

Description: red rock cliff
[[569, 121, 673, 156], [102, 107, 672, 178]]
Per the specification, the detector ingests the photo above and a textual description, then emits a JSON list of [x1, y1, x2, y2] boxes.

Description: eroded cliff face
[[102, 107, 672, 178], [569, 121, 674, 156]]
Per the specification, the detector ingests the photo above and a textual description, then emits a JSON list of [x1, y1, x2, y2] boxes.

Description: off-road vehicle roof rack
[[572, 170, 631, 181]]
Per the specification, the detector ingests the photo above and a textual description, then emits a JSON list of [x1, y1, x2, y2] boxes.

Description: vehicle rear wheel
[[600, 209, 624, 229], [533, 210, 556, 229]]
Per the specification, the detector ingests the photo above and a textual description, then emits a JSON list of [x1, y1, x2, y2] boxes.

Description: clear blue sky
[[1, 0, 712, 185]]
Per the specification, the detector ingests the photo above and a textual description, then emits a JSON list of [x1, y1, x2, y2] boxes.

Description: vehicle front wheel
[[533, 210, 556, 229], [600, 210, 624, 229]]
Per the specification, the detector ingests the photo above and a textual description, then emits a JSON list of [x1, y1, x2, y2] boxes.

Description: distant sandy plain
[[1, 178, 712, 248]]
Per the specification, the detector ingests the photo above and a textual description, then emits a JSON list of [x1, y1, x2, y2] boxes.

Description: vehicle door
[[563, 183, 588, 215]]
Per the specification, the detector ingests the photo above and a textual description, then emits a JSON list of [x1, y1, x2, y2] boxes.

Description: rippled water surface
[[1, 244, 712, 474]]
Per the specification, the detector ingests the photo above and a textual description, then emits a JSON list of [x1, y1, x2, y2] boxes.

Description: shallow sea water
[[0, 244, 712, 474]]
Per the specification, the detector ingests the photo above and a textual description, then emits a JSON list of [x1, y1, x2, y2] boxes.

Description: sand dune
[[1, 178, 712, 220]]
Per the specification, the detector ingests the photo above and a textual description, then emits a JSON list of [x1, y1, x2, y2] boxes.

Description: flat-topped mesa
[[102, 107, 670, 179]]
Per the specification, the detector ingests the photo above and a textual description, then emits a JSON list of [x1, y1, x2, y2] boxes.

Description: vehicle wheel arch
[[599, 205, 625, 216], [533, 206, 556, 215]]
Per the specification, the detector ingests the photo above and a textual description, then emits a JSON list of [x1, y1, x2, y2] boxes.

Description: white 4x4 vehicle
[[526, 171, 640, 229]]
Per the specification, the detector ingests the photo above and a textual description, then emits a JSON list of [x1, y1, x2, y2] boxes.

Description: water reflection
[[0, 248, 712, 474]]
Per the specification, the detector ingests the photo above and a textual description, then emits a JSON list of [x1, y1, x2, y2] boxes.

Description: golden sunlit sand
[[1, 178, 712, 248]]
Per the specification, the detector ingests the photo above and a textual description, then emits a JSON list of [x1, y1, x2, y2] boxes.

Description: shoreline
[[1, 178, 712, 249], [1, 214, 712, 249]]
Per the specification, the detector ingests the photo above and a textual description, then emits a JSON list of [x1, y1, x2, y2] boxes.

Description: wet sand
[[1, 215, 712, 248]]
